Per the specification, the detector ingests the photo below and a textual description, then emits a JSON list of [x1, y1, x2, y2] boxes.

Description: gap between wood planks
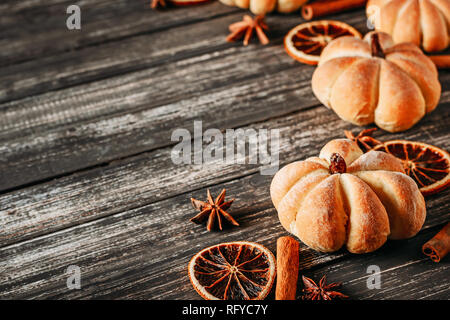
[[0, 202, 447, 298], [2, 36, 447, 193], [0, 102, 448, 249], [297, 224, 450, 300], [0, 54, 320, 192], [0, 0, 241, 68], [0, 9, 369, 104], [0, 11, 370, 192], [0, 100, 319, 197]]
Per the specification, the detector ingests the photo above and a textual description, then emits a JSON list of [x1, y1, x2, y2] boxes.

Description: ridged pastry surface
[[270, 139, 426, 253], [312, 32, 441, 132], [367, 0, 450, 52]]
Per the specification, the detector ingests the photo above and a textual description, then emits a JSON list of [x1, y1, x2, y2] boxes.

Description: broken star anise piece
[[226, 15, 269, 46], [345, 128, 382, 152], [302, 275, 349, 300], [151, 0, 166, 9], [190, 189, 239, 231]]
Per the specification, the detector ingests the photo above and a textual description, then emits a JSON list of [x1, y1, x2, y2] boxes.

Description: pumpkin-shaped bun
[[270, 139, 426, 254], [219, 0, 307, 14], [312, 32, 441, 132], [367, 0, 450, 52]]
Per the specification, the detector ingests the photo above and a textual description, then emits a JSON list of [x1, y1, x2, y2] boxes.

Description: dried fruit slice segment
[[284, 20, 361, 65], [188, 241, 276, 300], [373, 140, 450, 196]]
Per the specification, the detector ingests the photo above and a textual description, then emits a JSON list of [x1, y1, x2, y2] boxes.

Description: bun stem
[[371, 33, 385, 59]]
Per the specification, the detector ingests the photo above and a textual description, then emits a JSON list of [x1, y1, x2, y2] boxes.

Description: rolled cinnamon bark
[[302, 0, 367, 20], [428, 55, 450, 69], [422, 222, 450, 263], [275, 236, 300, 300]]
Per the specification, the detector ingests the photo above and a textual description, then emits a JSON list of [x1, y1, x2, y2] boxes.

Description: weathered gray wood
[[0, 164, 447, 299], [1, 3, 449, 301], [0, 47, 318, 192], [298, 225, 450, 300], [1, 27, 448, 192], [1, 102, 448, 248], [0, 0, 239, 68], [0, 11, 369, 103]]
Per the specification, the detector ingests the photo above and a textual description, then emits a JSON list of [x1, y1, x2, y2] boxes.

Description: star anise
[[151, 0, 166, 9], [226, 15, 269, 46], [302, 275, 349, 300], [345, 128, 382, 152], [190, 189, 239, 231]]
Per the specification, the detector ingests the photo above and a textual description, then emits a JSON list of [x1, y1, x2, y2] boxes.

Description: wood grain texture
[[1, 102, 448, 250], [0, 0, 238, 68], [0, 161, 447, 299], [299, 226, 450, 300], [1, 2, 449, 300], [0, 11, 368, 103], [0, 46, 318, 192]]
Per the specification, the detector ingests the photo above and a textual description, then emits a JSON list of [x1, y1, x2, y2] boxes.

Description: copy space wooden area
[[0, 0, 449, 300]]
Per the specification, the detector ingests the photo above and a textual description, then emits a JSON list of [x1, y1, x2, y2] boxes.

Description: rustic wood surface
[[0, 1, 449, 300]]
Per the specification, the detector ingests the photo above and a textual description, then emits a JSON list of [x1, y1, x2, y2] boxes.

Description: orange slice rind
[[284, 20, 362, 65], [188, 241, 276, 300], [373, 140, 450, 196]]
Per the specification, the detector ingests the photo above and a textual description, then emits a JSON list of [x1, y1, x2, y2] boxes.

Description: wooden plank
[[298, 225, 450, 300], [0, 164, 447, 299], [0, 0, 238, 67], [1, 102, 449, 248], [0, 12, 368, 103], [0, 47, 319, 192], [1, 20, 447, 191]]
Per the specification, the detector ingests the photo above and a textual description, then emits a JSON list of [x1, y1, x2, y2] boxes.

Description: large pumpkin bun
[[270, 139, 426, 254], [312, 32, 441, 132]]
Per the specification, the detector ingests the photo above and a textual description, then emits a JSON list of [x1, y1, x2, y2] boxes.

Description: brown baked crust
[[375, 59, 426, 132], [319, 139, 363, 165], [367, 0, 450, 52], [270, 161, 329, 231], [220, 0, 306, 13], [311, 32, 441, 132], [340, 173, 390, 253], [295, 175, 348, 252], [270, 139, 427, 253], [347, 150, 405, 173], [311, 56, 361, 108], [354, 170, 426, 239], [277, 0, 307, 13], [385, 45, 441, 113]]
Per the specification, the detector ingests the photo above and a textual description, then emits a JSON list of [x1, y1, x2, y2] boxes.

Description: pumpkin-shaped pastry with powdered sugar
[[219, 0, 308, 14], [270, 139, 426, 254], [312, 32, 441, 132]]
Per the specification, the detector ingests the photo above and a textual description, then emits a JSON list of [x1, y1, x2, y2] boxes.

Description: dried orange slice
[[284, 20, 361, 65], [373, 141, 450, 196], [188, 241, 276, 300]]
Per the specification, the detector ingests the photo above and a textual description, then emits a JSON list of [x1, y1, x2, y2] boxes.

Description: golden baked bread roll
[[219, 0, 307, 14], [312, 32, 441, 132], [270, 139, 426, 254], [367, 0, 450, 52]]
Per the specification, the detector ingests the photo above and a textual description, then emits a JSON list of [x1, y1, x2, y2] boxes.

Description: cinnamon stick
[[428, 55, 450, 69], [302, 0, 367, 20], [422, 222, 450, 263], [275, 236, 300, 300]]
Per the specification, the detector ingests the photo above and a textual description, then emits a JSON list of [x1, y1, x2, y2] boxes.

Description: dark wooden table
[[0, 0, 449, 300]]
